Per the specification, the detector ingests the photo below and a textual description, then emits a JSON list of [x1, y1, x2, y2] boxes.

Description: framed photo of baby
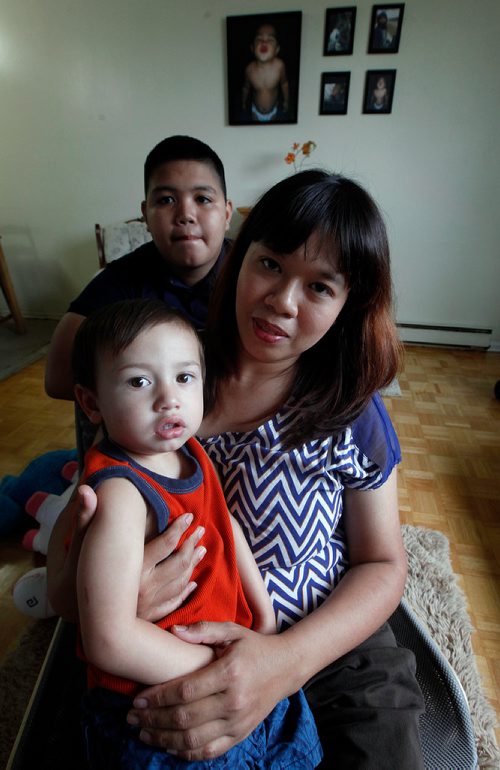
[[226, 11, 302, 125], [323, 7, 357, 56], [368, 4, 405, 53], [363, 69, 396, 114]]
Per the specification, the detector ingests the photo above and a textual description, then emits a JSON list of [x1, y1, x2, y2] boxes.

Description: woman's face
[[235, 233, 349, 368]]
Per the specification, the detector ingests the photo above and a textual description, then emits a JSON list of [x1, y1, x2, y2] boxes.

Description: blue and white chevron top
[[201, 393, 400, 632]]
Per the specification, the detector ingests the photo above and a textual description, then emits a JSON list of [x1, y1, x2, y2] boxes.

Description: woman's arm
[[127, 470, 406, 761], [78, 478, 214, 683], [47, 484, 206, 623], [229, 515, 276, 634]]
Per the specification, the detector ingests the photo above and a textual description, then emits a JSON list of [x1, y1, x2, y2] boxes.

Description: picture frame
[[226, 11, 302, 125], [363, 69, 396, 114], [368, 4, 405, 53], [319, 72, 351, 115], [323, 7, 357, 56]]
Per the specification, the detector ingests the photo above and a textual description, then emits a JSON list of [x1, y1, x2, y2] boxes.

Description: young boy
[[45, 135, 233, 400], [72, 298, 321, 769], [11, 136, 231, 621], [242, 23, 289, 122]]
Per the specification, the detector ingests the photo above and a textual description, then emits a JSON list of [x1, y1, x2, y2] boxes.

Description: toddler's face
[[92, 322, 204, 460], [253, 25, 279, 62]]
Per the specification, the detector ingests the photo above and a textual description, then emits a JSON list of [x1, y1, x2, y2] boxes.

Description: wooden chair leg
[[0, 237, 27, 334]]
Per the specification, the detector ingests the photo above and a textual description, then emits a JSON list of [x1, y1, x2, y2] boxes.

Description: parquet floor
[[384, 345, 500, 749], [0, 348, 499, 748], [0, 360, 75, 659]]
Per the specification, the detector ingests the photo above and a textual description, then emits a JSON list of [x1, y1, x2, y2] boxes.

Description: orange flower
[[284, 140, 317, 171], [302, 141, 317, 156]]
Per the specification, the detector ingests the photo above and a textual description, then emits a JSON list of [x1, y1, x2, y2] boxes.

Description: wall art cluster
[[226, 6, 405, 125]]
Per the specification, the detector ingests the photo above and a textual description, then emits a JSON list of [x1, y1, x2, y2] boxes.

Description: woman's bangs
[[257, 190, 329, 256]]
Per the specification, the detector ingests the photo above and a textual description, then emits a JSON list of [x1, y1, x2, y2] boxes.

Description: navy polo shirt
[[68, 239, 231, 330]]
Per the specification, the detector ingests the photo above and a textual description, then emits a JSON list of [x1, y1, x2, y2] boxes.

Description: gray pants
[[304, 622, 425, 770]]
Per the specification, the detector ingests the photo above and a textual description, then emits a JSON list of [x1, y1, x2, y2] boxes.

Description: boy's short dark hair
[[73, 299, 205, 391], [144, 135, 227, 200]]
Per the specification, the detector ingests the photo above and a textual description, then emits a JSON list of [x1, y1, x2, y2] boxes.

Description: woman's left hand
[[127, 622, 291, 761]]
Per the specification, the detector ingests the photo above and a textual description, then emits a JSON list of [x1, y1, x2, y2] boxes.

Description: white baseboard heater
[[397, 323, 492, 349]]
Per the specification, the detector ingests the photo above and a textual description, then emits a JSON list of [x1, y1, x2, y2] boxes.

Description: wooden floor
[[1, 347, 499, 747], [0, 360, 75, 659]]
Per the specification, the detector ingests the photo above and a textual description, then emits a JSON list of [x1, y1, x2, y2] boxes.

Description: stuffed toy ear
[[62, 460, 79, 482], [23, 478, 77, 554]]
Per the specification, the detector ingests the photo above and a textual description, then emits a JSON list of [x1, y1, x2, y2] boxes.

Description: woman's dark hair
[[72, 299, 204, 391], [205, 169, 403, 447]]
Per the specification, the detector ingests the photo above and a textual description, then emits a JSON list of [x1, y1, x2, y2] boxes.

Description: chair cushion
[[104, 221, 152, 264]]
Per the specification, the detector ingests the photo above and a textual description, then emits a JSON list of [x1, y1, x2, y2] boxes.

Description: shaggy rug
[[380, 378, 402, 397], [401, 525, 499, 769], [1, 526, 498, 768]]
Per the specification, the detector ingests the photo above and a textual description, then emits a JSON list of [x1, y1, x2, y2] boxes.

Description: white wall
[[1, 0, 500, 343]]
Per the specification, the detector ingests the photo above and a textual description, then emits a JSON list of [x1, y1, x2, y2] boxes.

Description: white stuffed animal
[[13, 460, 78, 619], [12, 566, 55, 619], [21, 461, 78, 555]]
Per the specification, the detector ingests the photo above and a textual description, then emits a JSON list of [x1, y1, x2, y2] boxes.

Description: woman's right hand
[[127, 622, 292, 761], [138, 517, 206, 622]]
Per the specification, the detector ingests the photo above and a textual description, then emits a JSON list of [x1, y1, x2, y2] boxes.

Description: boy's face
[[82, 322, 204, 461], [252, 25, 280, 62], [141, 160, 233, 287]]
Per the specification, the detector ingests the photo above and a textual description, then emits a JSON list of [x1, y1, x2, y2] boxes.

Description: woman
[[49, 170, 424, 769]]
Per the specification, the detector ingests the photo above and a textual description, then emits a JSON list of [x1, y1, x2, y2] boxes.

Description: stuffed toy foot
[[12, 566, 55, 619]]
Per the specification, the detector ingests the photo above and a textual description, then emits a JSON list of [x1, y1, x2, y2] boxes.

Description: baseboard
[[397, 323, 492, 350]]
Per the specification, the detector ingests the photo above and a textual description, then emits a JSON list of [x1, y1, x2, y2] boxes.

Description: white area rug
[[380, 378, 402, 397], [402, 525, 499, 768]]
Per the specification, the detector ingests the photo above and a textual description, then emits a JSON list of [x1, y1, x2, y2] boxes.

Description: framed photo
[[226, 11, 302, 125], [363, 69, 396, 113], [320, 72, 351, 115], [323, 7, 357, 56], [368, 4, 405, 53]]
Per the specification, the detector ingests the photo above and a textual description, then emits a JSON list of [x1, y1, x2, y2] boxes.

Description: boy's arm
[[45, 312, 85, 399], [230, 514, 276, 634], [279, 61, 289, 112], [242, 65, 251, 109], [77, 478, 215, 684]]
